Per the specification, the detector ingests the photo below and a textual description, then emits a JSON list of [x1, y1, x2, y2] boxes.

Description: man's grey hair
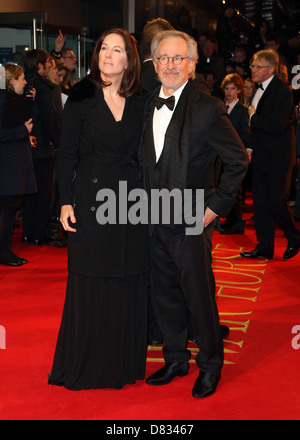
[[253, 49, 279, 74], [151, 30, 198, 79]]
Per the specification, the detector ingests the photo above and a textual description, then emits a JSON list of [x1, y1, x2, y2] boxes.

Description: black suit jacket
[[58, 78, 149, 277], [228, 101, 249, 146], [141, 60, 160, 93], [0, 90, 37, 195], [25, 73, 61, 160], [141, 80, 249, 219], [249, 75, 296, 172]]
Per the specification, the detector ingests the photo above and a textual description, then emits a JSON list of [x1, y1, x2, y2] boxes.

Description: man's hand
[[24, 118, 33, 134], [55, 30, 66, 52], [203, 206, 217, 228], [248, 104, 255, 117]]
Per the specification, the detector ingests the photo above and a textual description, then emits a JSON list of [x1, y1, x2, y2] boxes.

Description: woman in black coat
[[48, 28, 149, 390], [0, 63, 37, 266]]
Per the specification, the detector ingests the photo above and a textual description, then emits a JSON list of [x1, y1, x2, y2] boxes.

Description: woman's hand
[[60, 205, 77, 232], [24, 118, 33, 134]]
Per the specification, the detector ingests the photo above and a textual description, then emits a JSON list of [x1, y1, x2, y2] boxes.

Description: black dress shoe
[[32, 239, 43, 246], [220, 220, 245, 235], [146, 362, 189, 385], [47, 238, 67, 248], [0, 257, 28, 266], [283, 244, 300, 259], [22, 236, 31, 244], [240, 248, 273, 259], [192, 371, 221, 398]]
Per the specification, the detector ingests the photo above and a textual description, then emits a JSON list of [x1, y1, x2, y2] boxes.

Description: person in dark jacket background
[[22, 49, 61, 246], [0, 63, 37, 266], [220, 72, 250, 235]]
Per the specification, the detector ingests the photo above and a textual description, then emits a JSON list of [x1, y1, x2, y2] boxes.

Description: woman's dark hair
[[89, 27, 141, 97]]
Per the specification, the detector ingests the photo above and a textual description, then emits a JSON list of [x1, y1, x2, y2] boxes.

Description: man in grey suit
[[140, 30, 248, 398]]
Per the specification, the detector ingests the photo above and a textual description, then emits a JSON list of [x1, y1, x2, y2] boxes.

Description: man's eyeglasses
[[64, 55, 77, 60], [157, 56, 188, 65], [250, 64, 271, 70]]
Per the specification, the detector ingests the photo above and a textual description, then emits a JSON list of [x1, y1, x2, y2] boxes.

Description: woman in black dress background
[[48, 28, 149, 390], [0, 63, 37, 266]]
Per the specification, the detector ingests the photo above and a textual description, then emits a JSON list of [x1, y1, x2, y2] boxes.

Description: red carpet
[[0, 199, 300, 421]]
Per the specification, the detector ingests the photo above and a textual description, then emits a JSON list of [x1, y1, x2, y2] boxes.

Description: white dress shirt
[[153, 81, 187, 162], [226, 99, 239, 114], [251, 75, 274, 110]]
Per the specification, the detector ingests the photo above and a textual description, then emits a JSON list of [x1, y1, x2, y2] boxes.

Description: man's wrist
[[51, 49, 62, 59]]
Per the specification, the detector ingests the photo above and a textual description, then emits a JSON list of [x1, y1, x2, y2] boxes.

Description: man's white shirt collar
[[226, 99, 239, 114], [153, 81, 188, 162]]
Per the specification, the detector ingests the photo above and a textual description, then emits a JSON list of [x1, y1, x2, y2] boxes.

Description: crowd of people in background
[[0, 3, 300, 267], [1, 4, 300, 399]]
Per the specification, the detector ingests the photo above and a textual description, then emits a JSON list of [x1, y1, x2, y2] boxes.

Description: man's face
[[202, 41, 214, 58], [205, 74, 216, 89], [265, 40, 279, 51], [62, 50, 77, 71], [234, 50, 246, 63], [224, 83, 240, 103], [250, 57, 275, 84], [153, 36, 194, 96], [37, 58, 51, 77]]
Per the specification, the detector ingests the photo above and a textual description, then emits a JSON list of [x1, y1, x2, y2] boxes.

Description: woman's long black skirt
[[48, 271, 148, 390]]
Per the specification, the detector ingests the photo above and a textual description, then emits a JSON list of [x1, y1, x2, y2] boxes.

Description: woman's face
[[98, 33, 128, 80], [10, 72, 27, 95], [56, 69, 66, 86], [48, 61, 58, 84], [260, 22, 268, 36], [243, 80, 254, 99]]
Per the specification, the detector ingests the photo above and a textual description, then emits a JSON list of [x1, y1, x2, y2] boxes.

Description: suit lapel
[[256, 76, 279, 113], [229, 102, 240, 122]]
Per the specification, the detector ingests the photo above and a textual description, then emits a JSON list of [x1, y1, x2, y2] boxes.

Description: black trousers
[[252, 166, 300, 254], [0, 195, 21, 259], [149, 223, 223, 375], [294, 161, 300, 218], [22, 157, 54, 241]]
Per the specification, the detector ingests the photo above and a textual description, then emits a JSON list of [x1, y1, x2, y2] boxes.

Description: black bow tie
[[257, 83, 264, 90], [154, 95, 175, 111]]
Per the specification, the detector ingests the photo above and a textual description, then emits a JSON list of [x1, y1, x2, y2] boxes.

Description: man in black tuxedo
[[240, 49, 300, 260], [140, 30, 248, 398], [139, 18, 174, 347]]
